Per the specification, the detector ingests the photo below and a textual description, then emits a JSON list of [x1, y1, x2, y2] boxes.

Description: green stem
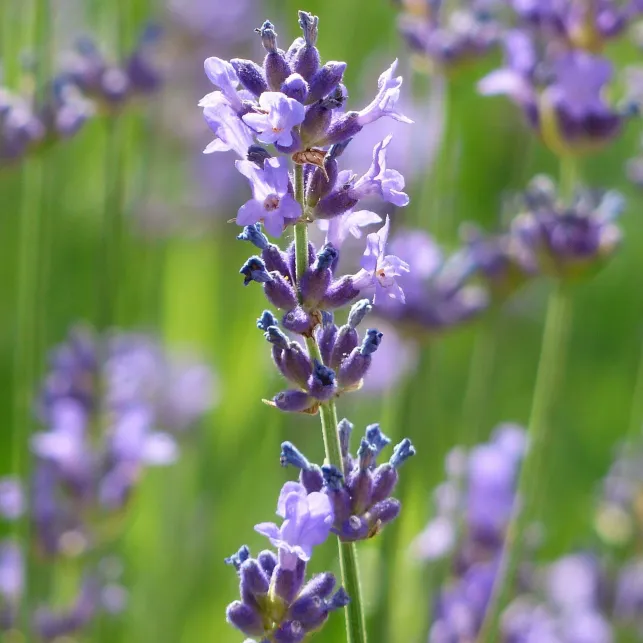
[[293, 161, 367, 643], [461, 308, 499, 447], [478, 284, 572, 642]]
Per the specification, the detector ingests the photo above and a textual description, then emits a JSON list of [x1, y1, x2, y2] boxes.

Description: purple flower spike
[[350, 136, 409, 207], [255, 482, 334, 570], [357, 60, 413, 127], [243, 92, 305, 147], [352, 216, 411, 305], [236, 156, 301, 237]]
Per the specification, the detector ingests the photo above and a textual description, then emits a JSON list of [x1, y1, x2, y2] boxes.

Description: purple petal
[[236, 199, 266, 227], [255, 522, 281, 540], [276, 129, 294, 147], [277, 481, 306, 517], [242, 111, 271, 133], [360, 232, 381, 272], [262, 157, 290, 195], [203, 57, 242, 111], [381, 254, 411, 276], [276, 193, 301, 221], [262, 212, 285, 237]]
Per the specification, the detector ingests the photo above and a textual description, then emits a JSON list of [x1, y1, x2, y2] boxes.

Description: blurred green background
[[2, 0, 643, 641]]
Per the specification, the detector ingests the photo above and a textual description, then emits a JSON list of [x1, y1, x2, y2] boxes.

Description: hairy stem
[[293, 163, 367, 643]]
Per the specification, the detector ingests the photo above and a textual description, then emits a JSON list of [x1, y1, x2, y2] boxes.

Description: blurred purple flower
[[255, 481, 334, 569], [0, 478, 24, 521], [235, 156, 301, 236]]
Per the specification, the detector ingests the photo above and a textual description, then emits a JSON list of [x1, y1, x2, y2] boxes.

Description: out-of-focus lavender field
[[2, 0, 643, 642]]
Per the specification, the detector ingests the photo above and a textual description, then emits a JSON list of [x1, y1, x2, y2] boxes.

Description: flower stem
[[293, 162, 367, 643]]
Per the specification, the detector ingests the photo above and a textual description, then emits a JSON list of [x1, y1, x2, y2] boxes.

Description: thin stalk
[[626, 336, 643, 444], [460, 308, 500, 447], [477, 159, 577, 642], [293, 162, 367, 643]]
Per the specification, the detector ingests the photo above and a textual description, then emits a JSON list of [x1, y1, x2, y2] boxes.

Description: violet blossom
[[235, 156, 301, 236], [242, 91, 305, 147], [352, 216, 411, 305], [255, 481, 334, 569]]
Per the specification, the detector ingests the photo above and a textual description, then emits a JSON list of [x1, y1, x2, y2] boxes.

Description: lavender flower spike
[[357, 60, 413, 127], [352, 216, 410, 305], [235, 156, 301, 236], [243, 92, 305, 147], [255, 481, 334, 570]]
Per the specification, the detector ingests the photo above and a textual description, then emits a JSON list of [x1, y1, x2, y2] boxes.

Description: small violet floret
[[352, 216, 410, 305], [357, 60, 413, 127], [235, 156, 301, 236], [255, 481, 334, 570], [351, 136, 409, 206], [317, 210, 382, 249], [243, 91, 306, 147], [202, 57, 244, 112]]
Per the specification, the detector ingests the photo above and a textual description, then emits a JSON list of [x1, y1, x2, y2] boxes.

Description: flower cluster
[[512, 175, 624, 281], [395, 0, 500, 72], [225, 488, 349, 642], [0, 25, 161, 166], [478, 2, 640, 155], [281, 421, 415, 541], [0, 326, 213, 639]]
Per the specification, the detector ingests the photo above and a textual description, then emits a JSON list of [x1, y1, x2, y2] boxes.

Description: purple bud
[[274, 620, 306, 643], [325, 487, 353, 525], [226, 600, 264, 637], [286, 241, 315, 280], [347, 299, 372, 328], [368, 498, 401, 526], [262, 245, 292, 280], [300, 246, 337, 308], [264, 326, 290, 350], [240, 559, 270, 597], [300, 102, 333, 147], [292, 12, 320, 80], [299, 572, 337, 600], [316, 320, 338, 366], [282, 306, 315, 335], [231, 58, 268, 96], [370, 464, 398, 504], [279, 441, 323, 492], [357, 439, 378, 470], [338, 515, 370, 541], [338, 419, 353, 460], [330, 326, 359, 370], [273, 560, 306, 604], [322, 464, 344, 491], [288, 594, 327, 629], [307, 62, 347, 104], [265, 273, 298, 310], [282, 344, 313, 388], [274, 390, 314, 412], [308, 360, 337, 401], [320, 111, 362, 146], [337, 348, 370, 389], [390, 438, 416, 468], [257, 550, 277, 578], [281, 73, 308, 103], [256, 21, 291, 91], [238, 223, 269, 250], [240, 257, 272, 285], [315, 189, 358, 220], [360, 329, 383, 356], [329, 587, 351, 610], [225, 545, 251, 571], [272, 345, 288, 380], [306, 159, 338, 208], [347, 467, 373, 515]]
